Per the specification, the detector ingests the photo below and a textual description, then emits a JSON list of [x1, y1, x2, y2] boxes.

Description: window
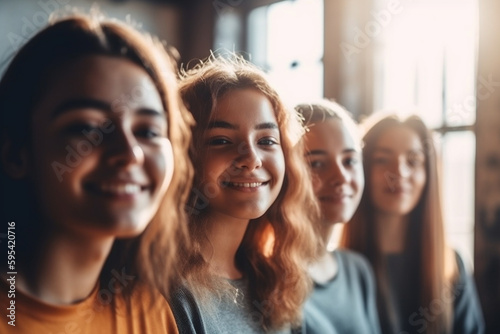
[[247, 0, 324, 106]]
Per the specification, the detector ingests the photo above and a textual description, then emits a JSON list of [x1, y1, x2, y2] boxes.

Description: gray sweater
[[383, 251, 485, 334], [303, 249, 381, 334], [170, 279, 296, 334]]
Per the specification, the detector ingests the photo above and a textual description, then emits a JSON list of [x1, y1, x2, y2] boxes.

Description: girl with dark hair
[[341, 113, 484, 334], [0, 13, 193, 333]]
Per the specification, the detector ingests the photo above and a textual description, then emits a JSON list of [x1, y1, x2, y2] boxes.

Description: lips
[[221, 180, 269, 189], [318, 193, 352, 202], [385, 186, 409, 194], [85, 181, 148, 196]]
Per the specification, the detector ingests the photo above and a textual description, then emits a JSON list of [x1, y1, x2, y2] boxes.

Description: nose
[[233, 142, 262, 171], [328, 160, 349, 186], [395, 157, 411, 178], [106, 127, 145, 167]]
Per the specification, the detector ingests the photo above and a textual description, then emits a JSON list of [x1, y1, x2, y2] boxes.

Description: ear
[[1, 137, 30, 179]]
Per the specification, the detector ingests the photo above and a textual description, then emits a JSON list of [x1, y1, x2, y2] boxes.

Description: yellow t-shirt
[[0, 278, 179, 334]]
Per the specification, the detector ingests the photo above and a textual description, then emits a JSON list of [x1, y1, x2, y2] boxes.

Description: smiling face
[[199, 88, 285, 222], [304, 118, 364, 224], [369, 126, 426, 216], [29, 55, 174, 238]]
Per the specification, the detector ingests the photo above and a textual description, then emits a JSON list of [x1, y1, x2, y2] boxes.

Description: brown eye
[[63, 123, 99, 136], [135, 128, 160, 139], [207, 138, 232, 146], [309, 160, 324, 169], [258, 137, 279, 146], [408, 157, 424, 167], [344, 157, 359, 167]]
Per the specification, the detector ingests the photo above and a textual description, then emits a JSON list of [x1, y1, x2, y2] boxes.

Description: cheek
[[200, 155, 225, 184], [353, 168, 365, 197], [32, 140, 74, 191], [311, 173, 323, 194], [151, 140, 175, 195], [370, 169, 385, 192], [413, 169, 427, 193], [202, 149, 239, 178], [274, 151, 286, 186]]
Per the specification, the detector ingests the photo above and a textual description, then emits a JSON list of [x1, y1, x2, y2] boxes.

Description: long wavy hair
[[178, 54, 319, 330], [340, 113, 458, 334], [0, 14, 194, 297]]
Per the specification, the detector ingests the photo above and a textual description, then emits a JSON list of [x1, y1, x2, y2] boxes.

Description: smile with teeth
[[96, 183, 144, 195], [223, 181, 268, 188]]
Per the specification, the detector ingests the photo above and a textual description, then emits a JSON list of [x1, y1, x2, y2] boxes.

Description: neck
[[374, 212, 410, 254], [17, 229, 114, 305], [308, 220, 342, 283], [320, 220, 345, 250], [320, 221, 335, 245], [203, 213, 250, 279], [309, 251, 338, 284]]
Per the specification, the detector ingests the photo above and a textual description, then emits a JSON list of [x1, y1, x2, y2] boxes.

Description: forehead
[[33, 55, 163, 120], [374, 126, 423, 152], [212, 88, 277, 124], [305, 118, 359, 151]]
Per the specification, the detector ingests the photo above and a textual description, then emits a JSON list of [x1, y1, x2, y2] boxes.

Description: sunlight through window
[[248, 0, 324, 106]]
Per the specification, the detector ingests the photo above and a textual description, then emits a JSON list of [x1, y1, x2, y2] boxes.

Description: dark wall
[[476, 0, 500, 332]]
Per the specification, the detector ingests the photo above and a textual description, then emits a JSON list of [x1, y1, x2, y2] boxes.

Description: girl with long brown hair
[[170, 54, 319, 333], [0, 13, 193, 333], [341, 113, 484, 333]]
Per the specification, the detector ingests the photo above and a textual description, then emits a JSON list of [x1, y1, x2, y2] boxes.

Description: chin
[[324, 211, 349, 223], [110, 220, 151, 238], [114, 228, 148, 239]]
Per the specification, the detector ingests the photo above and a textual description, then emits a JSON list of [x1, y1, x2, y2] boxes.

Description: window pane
[[374, 0, 478, 128], [266, 0, 323, 66], [248, 0, 324, 105], [247, 6, 268, 68], [444, 3, 477, 127], [442, 131, 476, 270], [214, 9, 242, 52]]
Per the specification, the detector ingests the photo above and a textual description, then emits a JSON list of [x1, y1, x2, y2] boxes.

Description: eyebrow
[[207, 120, 237, 130], [305, 148, 358, 156], [207, 121, 278, 130], [306, 149, 326, 156], [373, 147, 424, 155], [50, 98, 164, 120], [255, 122, 279, 130]]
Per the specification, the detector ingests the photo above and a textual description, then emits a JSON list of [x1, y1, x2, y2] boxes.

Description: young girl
[[0, 14, 193, 333], [170, 55, 319, 333], [341, 114, 484, 334], [296, 100, 381, 334]]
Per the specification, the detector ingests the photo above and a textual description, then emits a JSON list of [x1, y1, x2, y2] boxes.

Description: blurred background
[[1, 0, 499, 332]]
